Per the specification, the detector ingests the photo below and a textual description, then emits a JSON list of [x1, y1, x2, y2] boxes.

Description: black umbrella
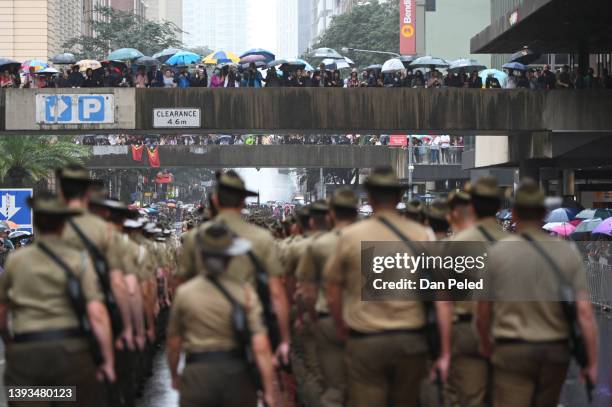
[[509, 47, 541, 65], [267, 59, 288, 67], [135, 56, 161, 67], [0, 58, 21, 71], [51, 53, 76, 65]]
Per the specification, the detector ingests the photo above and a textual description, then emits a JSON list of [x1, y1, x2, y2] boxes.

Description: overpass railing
[[585, 262, 612, 311]]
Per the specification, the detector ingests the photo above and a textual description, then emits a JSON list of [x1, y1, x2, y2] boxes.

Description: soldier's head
[[123, 218, 145, 234], [510, 179, 546, 224], [329, 188, 359, 224], [296, 206, 311, 233], [424, 199, 450, 236], [212, 170, 258, 211], [404, 200, 425, 224], [364, 167, 405, 211], [56, 164, 104, 205], [447, 186, 475, 232], [309, 200, 330, 231], [29, 192, 81, 235], [198, 221, 251, 277], [89, 196, 136, 227], [469, 176, 501, 219]]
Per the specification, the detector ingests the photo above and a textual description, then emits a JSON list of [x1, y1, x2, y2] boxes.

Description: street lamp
[[341, 47, 400, 58]]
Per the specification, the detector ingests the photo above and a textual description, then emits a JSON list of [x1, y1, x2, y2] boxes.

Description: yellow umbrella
[[76, 59, 102, 72], [202, 50, 240, 65]]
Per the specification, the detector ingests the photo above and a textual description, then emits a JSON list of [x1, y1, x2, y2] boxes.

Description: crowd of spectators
[[76, 134, 463, 164], [2, 62, 611, 90]]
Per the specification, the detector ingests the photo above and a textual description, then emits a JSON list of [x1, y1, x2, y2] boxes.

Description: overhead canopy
[[471, 0, 612, 54]]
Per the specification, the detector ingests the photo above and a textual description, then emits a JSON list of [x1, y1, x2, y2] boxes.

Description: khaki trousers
[[345, 331, 429, 407], [179, 359, 257, 407], [446, 322, 489, 407], [5, 340, 106, 407], [491, 342, 570, 407], [313, 317, 346, 407]]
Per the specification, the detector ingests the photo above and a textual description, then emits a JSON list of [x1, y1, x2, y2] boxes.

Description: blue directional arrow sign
[[0, 189, 33, 232], [45, 95, 73, 122]]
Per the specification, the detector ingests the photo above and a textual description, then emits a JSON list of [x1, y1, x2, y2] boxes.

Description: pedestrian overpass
[[2, 88, 612, 135], [85, 145, 468, 181]]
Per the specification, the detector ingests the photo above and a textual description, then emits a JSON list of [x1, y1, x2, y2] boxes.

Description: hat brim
[[34, 208, 82, 217], [364, 181, 405, 190], [218, 184, 259, 197]]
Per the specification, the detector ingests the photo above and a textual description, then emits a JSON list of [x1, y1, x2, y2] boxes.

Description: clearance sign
[[400, 0, 416, 55]]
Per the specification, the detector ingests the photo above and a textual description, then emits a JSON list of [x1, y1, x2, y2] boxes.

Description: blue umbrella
[[165, 51, 201, 66], [106, 48, 144, 61], [479, 69, 507, 87], [545, 207, 578, 223], [502, 62, 527, 71], [240, 48, 275, 63]]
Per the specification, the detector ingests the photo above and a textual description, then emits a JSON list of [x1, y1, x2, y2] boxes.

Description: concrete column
[[562, 169, 575, 197]]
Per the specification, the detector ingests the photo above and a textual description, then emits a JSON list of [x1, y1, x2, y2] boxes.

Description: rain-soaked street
[[136, 312, 612, 407]]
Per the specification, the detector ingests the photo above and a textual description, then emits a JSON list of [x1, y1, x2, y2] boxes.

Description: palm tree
[[0, 136, 90, 188]]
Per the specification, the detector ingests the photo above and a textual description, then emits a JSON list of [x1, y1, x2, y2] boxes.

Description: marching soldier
[[179, 171, 291, 368], [167, 222, 276, 407], [324, 167, 452, 407], [476, 179, 598, 407], [444, 176, 510, 407], [404, 200, 425, 224], [56, 165, 134, 351], [446, 189, 475, 234], [295, 188, 359, 407], [285, 201, 330, 407], [0, 194, 115, 407]]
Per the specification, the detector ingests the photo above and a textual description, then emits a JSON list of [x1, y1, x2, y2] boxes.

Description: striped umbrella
[[203, 50, 240, 65]]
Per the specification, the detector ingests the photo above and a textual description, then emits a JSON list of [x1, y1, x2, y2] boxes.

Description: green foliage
[[306, 0, 400, 69], [0, 136, 90, 188], [62, 6, 184, 59]]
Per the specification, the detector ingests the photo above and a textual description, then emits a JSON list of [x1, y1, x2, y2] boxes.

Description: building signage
[[153, 108, 201, 128], [400, 0, 416, 55], [36, 94, 114, 124]]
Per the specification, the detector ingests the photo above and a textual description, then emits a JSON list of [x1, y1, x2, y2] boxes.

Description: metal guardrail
[[585, 262, 612, 310]]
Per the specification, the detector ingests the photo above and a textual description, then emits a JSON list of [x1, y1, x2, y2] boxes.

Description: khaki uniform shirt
[[167, 274, 266, 353], [487, 227, 587, 341], [178, 212, 283, 284], [62, 212, 125, 272], [132, 234, 156, 280], [285, 231, 324, 278], [324, 211, 433, 333], [296, 230, 342, 313], [445, 218, 510, 316], [0, 236, 102, 334]]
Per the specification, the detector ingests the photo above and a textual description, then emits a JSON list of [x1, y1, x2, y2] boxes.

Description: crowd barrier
[[585, 262, 612, 311]]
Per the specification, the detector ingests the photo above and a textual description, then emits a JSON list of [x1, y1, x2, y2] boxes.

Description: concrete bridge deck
[[2, 88, 612, 135]]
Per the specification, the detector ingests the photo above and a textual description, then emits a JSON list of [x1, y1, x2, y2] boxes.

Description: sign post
[[0, 189, 33, 233]]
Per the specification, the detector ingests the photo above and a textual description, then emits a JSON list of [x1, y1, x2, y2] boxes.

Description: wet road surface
[[138, 312, 612, 407]]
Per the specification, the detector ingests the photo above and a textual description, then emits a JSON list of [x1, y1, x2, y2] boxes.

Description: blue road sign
[[0, 189, 33, 232], [37, 94, 114, 124], [45, 96, 73, 122]]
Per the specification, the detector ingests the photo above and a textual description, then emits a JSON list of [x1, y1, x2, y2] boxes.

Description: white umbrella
[[410, 56, 450, 68], [448, 58, 487, 73], [8, 231, 31, 239], [322, 58, 350, 70], [381, 58, 405, 73], [312, 47, 344, 59]]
